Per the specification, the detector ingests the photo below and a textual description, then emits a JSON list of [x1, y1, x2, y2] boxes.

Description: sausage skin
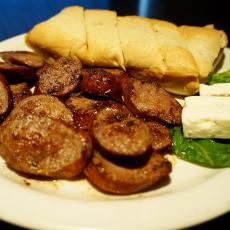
[[0, 62, 35, 80], [0, 73, 12, 122], [0, 51, 44, 68], [3, 95, 74, 127], [84, 150, 172, 195]]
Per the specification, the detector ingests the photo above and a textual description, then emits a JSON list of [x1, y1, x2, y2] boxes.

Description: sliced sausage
[[10, 82, 32, 107], [84, 150, 172, 195], [0, 62, 35, 80], [81, 68, 125, 100], [65, 94, 109, 130], [146, 121, 172, 151], [36, 56, 82, 97], [3, 95, 74, 127], [0, 51, 44, 68], [0, 73, 11, 122], [0, 114, 92, 179], [121, 76, 182, 125], [91, 103, 152, 157]]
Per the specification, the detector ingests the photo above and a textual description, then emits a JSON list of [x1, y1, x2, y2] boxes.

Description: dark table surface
[[0, 0, 229, 229]]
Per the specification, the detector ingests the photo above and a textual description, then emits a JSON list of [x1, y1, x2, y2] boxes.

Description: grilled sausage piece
[[146, 121, 172, 151], [0, 114, 92, 179], [65, 94, 109, 130], [10, 82, 32, 107], [36, 56, 82, 97], [0, 73, 11, 122], [0, 62, 35, 80], [3, 95, 74, 127], [91, 103, 152, 157], [81, 68, 124, 100], [121, 76, 182, 125], [84, 151, 172, 195], [0, 51, 44, 68]]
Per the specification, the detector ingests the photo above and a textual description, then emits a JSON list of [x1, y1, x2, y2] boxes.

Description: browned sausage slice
[[0, 51, 44, 68], [146, 121, 172, 151], [91, 103, 152, 157], [65, 94, 108, 130], [3, 95, 74, 127], [121, 76, 182, 125], [81, 68, 124, 100], [10, 82, 32, 107], [84, 151, 172, 194], [0, 62, 32, 73], [0, 73, 11, 122], [0, 114, 92, 179], [36, 56, 82, 97]]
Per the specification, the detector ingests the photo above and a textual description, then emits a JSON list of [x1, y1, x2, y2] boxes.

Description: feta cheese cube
[[182, 106, 230, 139], [199, 83, 230, 96]]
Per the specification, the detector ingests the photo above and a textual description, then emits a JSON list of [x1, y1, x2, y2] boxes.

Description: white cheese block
[[182, 106, 230, 138], [184, 96, 230, 107], [199, 83, 230, 96]]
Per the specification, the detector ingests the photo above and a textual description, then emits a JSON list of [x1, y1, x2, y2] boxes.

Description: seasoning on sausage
[[121, 76, 182, 125], [84, 150, 172, 195], [0, 114, 92, 179], [3, 95, 74, 127], [146, 121, 172, 151], [36, 56, 82, 97], [0, 51, 44, 68], [91, 103, 152, 157]]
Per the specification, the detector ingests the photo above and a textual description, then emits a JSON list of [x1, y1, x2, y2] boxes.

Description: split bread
[[26, 6, 228, 95]]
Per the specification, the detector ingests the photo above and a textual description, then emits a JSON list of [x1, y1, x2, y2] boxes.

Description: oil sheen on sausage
[[65, 94, 109, 130], [81, 68, 125, 100]]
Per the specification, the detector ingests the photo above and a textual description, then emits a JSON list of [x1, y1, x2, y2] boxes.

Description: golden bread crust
[[179, 25, 228, 79], [26, 6, 228, 95], [26, 6, 87, 60]]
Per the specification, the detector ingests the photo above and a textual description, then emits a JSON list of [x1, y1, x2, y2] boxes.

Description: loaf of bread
[[26, 6, 228, 95]]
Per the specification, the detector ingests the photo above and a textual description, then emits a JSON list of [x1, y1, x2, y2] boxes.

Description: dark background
[[0, 0, 229, 229], [0, 0, 230, 42]]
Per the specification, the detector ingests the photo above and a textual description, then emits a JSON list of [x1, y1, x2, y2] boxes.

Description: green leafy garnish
[[171, 127, 230, 168], [208, 70, 230, 85]]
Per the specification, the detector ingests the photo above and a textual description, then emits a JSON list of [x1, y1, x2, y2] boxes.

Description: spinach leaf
[[172, 127, 230, 168], [208, 70, 230, 85]]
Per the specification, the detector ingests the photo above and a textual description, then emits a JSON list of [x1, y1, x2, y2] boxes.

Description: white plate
[[0, 34, 230, 230]]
